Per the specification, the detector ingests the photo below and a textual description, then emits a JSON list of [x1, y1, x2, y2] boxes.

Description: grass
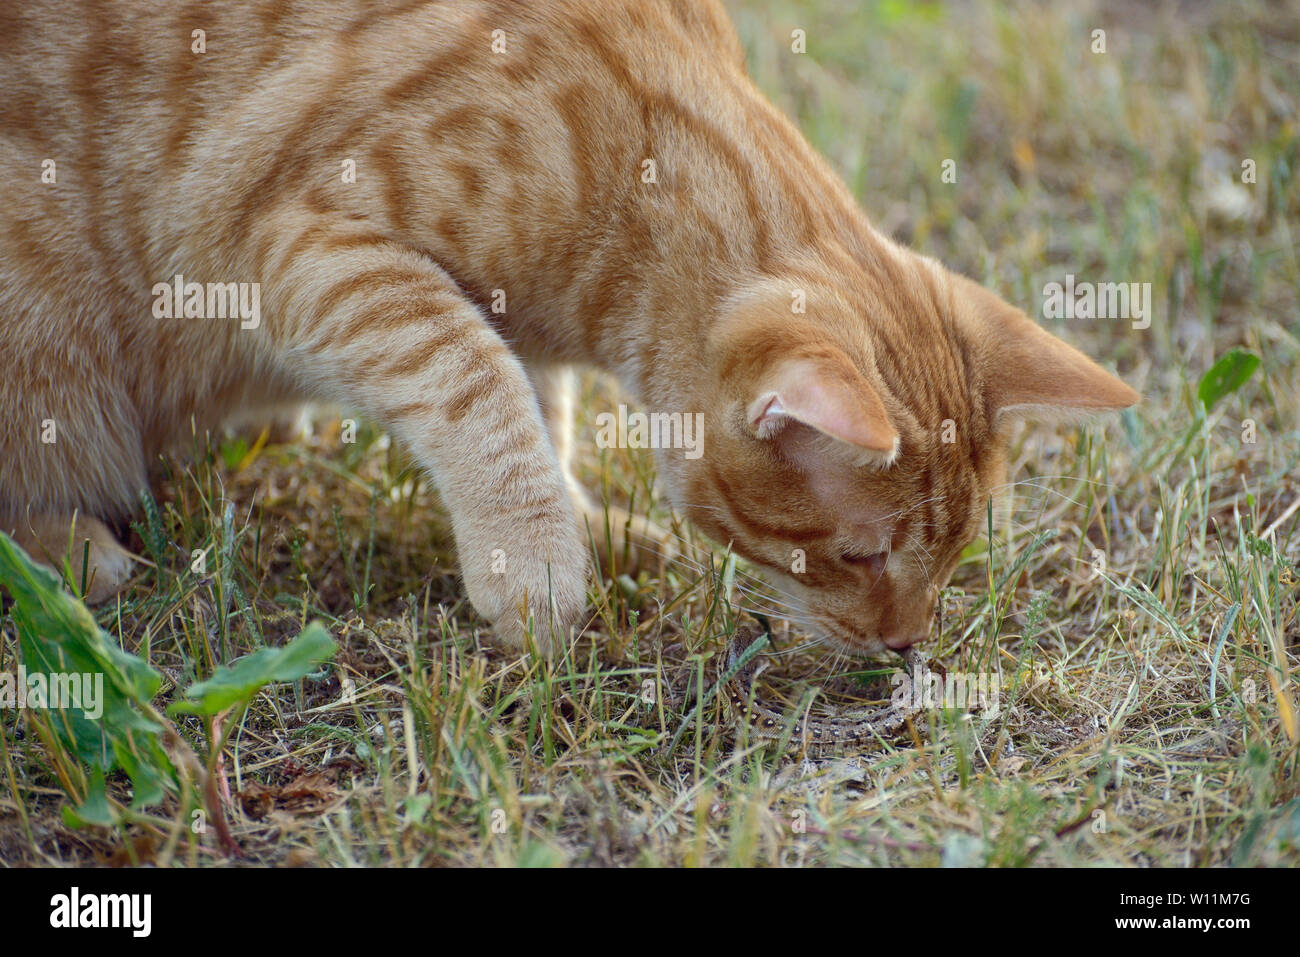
[[2, 0, 1298, 866]]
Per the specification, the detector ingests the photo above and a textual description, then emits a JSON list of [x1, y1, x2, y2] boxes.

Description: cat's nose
[[880, 630, 921, 651]]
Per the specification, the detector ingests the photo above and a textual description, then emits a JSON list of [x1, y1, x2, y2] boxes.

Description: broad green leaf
[[0, 532, 336, 835], [61, 769, 115, 828], [1197, 349, 1260, 411], [168, 622, 336, 716], [0, 532, 174, 816]]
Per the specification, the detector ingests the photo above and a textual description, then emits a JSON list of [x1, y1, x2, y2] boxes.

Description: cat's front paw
[[457, 505, 591, 654]]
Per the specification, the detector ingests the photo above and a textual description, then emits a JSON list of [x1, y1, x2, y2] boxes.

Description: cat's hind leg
[[8, 513, 135, 603], [0, 333, 144, 604]]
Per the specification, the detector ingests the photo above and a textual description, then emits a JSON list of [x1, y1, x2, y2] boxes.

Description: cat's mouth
[[746, 601, 920, 659], [804, 618, 914, 660]]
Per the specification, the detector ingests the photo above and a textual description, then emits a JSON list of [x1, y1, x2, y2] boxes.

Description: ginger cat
[[0, 0, 1137, 653]]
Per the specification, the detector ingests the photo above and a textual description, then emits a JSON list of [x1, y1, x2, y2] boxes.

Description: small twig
[[1262, 495, 1300, 540], [154, 707, 241, 858]]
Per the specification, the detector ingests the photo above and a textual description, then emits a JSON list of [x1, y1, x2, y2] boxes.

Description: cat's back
[[0, 0, 751, 390], [0, 0, 749, 336], [0, 2, 363, 291], [0, 2, 372, 470]]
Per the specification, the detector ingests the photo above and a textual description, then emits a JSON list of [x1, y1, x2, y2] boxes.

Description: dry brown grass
[[2, 0, 1298, 866]]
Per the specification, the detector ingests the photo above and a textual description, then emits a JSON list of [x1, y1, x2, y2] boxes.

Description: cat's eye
[[841, 550, 887, 575]]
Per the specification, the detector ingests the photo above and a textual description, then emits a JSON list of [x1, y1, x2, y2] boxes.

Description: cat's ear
[[713, 283, 898, 463], [956, 276, 1140, 424], [747, 355, 899, 461]]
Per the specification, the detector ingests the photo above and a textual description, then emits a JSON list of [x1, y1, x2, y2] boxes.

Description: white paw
[[457, 505, 591, 654], [81, 541, 134, 603], [10, 513, 134, 604]]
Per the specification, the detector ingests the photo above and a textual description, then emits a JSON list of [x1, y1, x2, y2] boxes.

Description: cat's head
[[670, 256, 1138, 657]]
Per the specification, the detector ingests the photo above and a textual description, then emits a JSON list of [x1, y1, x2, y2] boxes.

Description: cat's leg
[[223, 402, 312, 447], [274, 241, 589, 652], [8, 513, 134, 603], [530, 365, 677, 579], [0, 329, 143, 604]]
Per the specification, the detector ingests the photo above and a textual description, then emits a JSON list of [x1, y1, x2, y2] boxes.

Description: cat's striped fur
[[0, 0, 1137, 652]]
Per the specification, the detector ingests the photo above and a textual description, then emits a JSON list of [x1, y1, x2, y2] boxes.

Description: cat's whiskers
[[591, 525, 814, 629], [734, 584, 803, 616], [880, 492, 951, 524]]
